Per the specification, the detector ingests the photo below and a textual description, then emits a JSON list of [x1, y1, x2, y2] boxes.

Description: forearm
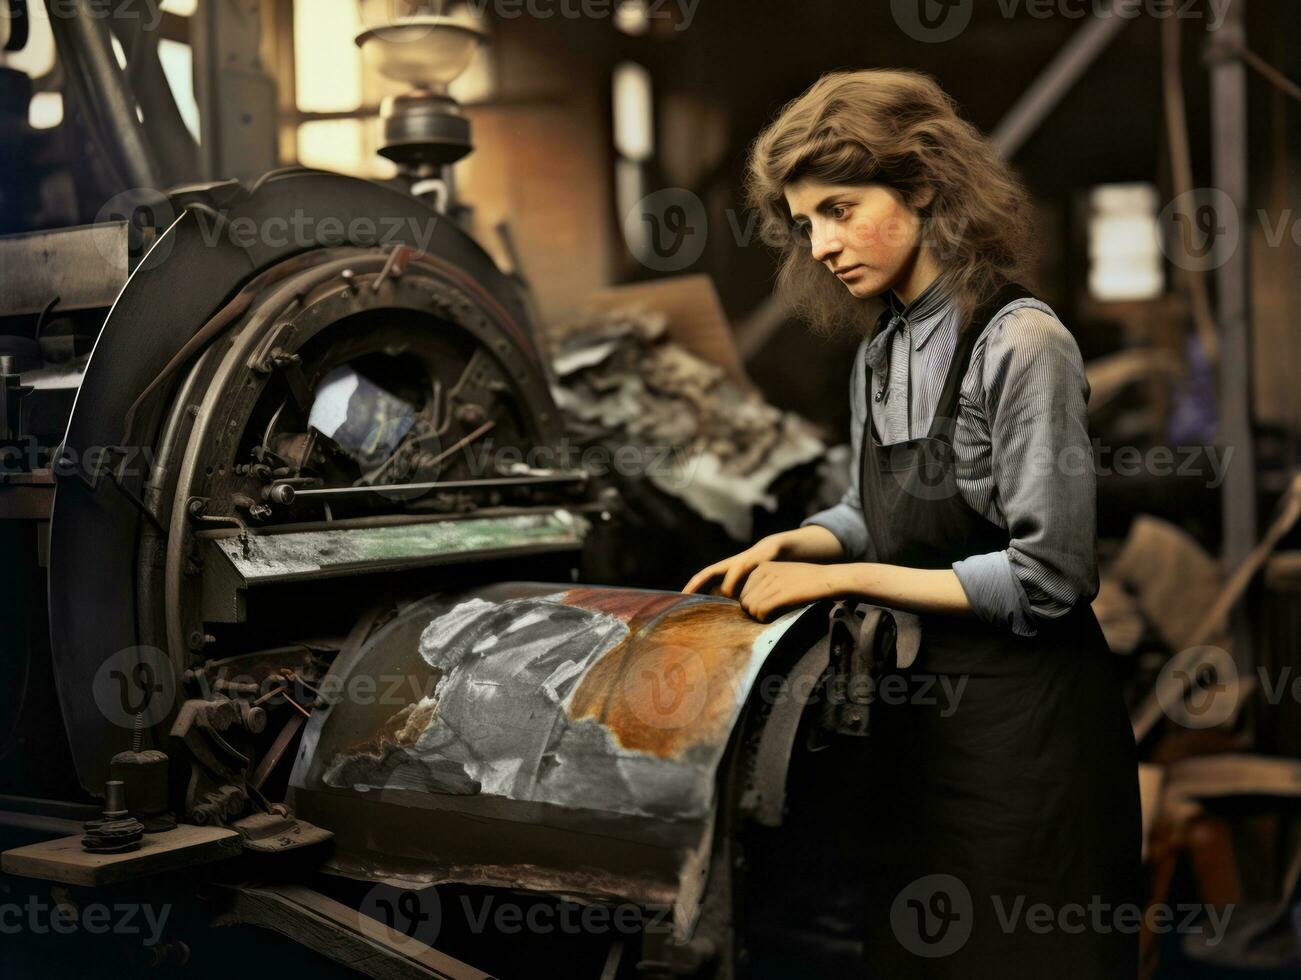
[[835, 562, 976, 618]]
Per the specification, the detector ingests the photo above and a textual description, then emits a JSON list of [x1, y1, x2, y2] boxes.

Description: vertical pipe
[[1209, 0, 1256, 569]]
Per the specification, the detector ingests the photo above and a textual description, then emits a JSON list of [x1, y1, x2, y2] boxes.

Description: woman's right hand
[[682, 526, 845, 598], [682, 536, 784, 599]]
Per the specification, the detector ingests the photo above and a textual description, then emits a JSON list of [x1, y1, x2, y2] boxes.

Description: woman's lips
[[835, 265, 865, 281]]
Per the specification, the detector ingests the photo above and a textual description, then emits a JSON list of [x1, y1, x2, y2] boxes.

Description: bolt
[[104, 780, 127, 816]]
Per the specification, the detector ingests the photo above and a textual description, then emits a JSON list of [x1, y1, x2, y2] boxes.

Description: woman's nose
[[810, 227, 841, 263]]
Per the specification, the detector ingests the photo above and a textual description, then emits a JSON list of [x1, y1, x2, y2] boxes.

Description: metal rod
[[288, 472, 587, 501], [47, 6, 161, 190], [992, 2, 1134, 159]]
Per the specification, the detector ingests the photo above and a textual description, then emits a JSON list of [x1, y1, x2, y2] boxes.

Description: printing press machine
[[0, 7, 875, 976]]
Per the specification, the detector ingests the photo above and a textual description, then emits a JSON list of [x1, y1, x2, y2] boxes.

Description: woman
[[684, 70, 1141, 978]]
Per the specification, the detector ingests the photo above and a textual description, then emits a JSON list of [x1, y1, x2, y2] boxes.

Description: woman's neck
[[890, 249, 945, 308]]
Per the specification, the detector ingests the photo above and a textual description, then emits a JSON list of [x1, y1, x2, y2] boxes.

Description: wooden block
[[1, 824, 241, 886]]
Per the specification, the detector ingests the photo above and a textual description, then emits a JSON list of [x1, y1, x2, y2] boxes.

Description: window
[[612, 60, 654, 261], [1088, 183, 1164, 302], [292, 0, 493, 180]]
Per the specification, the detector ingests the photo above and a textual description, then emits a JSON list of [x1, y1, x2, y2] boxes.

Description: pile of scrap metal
[[550, 306, 826, 588]]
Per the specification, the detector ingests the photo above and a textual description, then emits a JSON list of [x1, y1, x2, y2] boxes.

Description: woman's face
[[783, 179, 930, 301]]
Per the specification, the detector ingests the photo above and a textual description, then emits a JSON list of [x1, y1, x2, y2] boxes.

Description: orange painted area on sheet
[[557, 588, 691, 624], [564, 595, 773, 759]]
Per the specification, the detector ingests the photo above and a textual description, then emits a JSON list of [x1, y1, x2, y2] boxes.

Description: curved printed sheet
[[316, 586, 809, 821]]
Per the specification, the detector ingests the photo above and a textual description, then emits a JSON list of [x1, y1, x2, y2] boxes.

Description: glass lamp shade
[[354, 16, 486, 92]]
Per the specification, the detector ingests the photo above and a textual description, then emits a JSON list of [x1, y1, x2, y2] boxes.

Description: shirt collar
[[885, 270, 959, 351]]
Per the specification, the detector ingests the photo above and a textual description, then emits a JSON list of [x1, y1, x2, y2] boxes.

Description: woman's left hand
[[738, 562, 849, 621]]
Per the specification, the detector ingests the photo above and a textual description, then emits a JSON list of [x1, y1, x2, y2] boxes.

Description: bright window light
[[1088, 183, 1164, 302], [159, 39, 200, 142], [161, 0, 198, 14], [615, 0, 651, 35], [28, 91, 62, 129], [110, 34, 128, 71], [0, 3, 55, 78], [303, 120, 382, 178], [293, 0, 363, 113], [612, 61, 653, 162]]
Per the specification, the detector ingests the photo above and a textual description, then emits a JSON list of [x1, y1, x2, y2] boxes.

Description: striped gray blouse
[[801, 273, 1098, 637]]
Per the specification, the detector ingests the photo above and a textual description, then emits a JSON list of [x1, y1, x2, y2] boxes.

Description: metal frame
[[1208, 0, 1257, 570]]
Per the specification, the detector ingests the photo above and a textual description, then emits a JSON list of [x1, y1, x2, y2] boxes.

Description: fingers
[[719, 554, 761, 599], [683, 560, 727, 594], [685, 546, 777, 599], [738, 563, 773, 621]]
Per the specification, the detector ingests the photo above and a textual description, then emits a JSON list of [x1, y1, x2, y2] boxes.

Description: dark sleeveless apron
[[859, 283, 1142, 979]]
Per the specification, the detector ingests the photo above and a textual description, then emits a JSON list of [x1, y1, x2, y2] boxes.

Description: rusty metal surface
[[288, 583, 822, 931]]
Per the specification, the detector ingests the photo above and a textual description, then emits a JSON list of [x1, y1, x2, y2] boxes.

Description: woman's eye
[[830, 205, 851, 220]]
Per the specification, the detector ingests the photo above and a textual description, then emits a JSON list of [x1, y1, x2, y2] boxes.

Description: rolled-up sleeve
[[951, 308, 1098, 636], [802, 339, 872, 561]]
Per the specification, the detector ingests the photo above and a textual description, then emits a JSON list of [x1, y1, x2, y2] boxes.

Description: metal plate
[[207, 512, 589, 585], [0, 222, 130, 315], [289, 583, 823, 938]]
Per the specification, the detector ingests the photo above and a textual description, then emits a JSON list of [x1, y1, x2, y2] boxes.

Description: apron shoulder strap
[[928, 280, 1038, 440]]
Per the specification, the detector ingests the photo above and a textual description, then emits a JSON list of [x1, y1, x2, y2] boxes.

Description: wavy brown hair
[[747, 69, 1038, 335]]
